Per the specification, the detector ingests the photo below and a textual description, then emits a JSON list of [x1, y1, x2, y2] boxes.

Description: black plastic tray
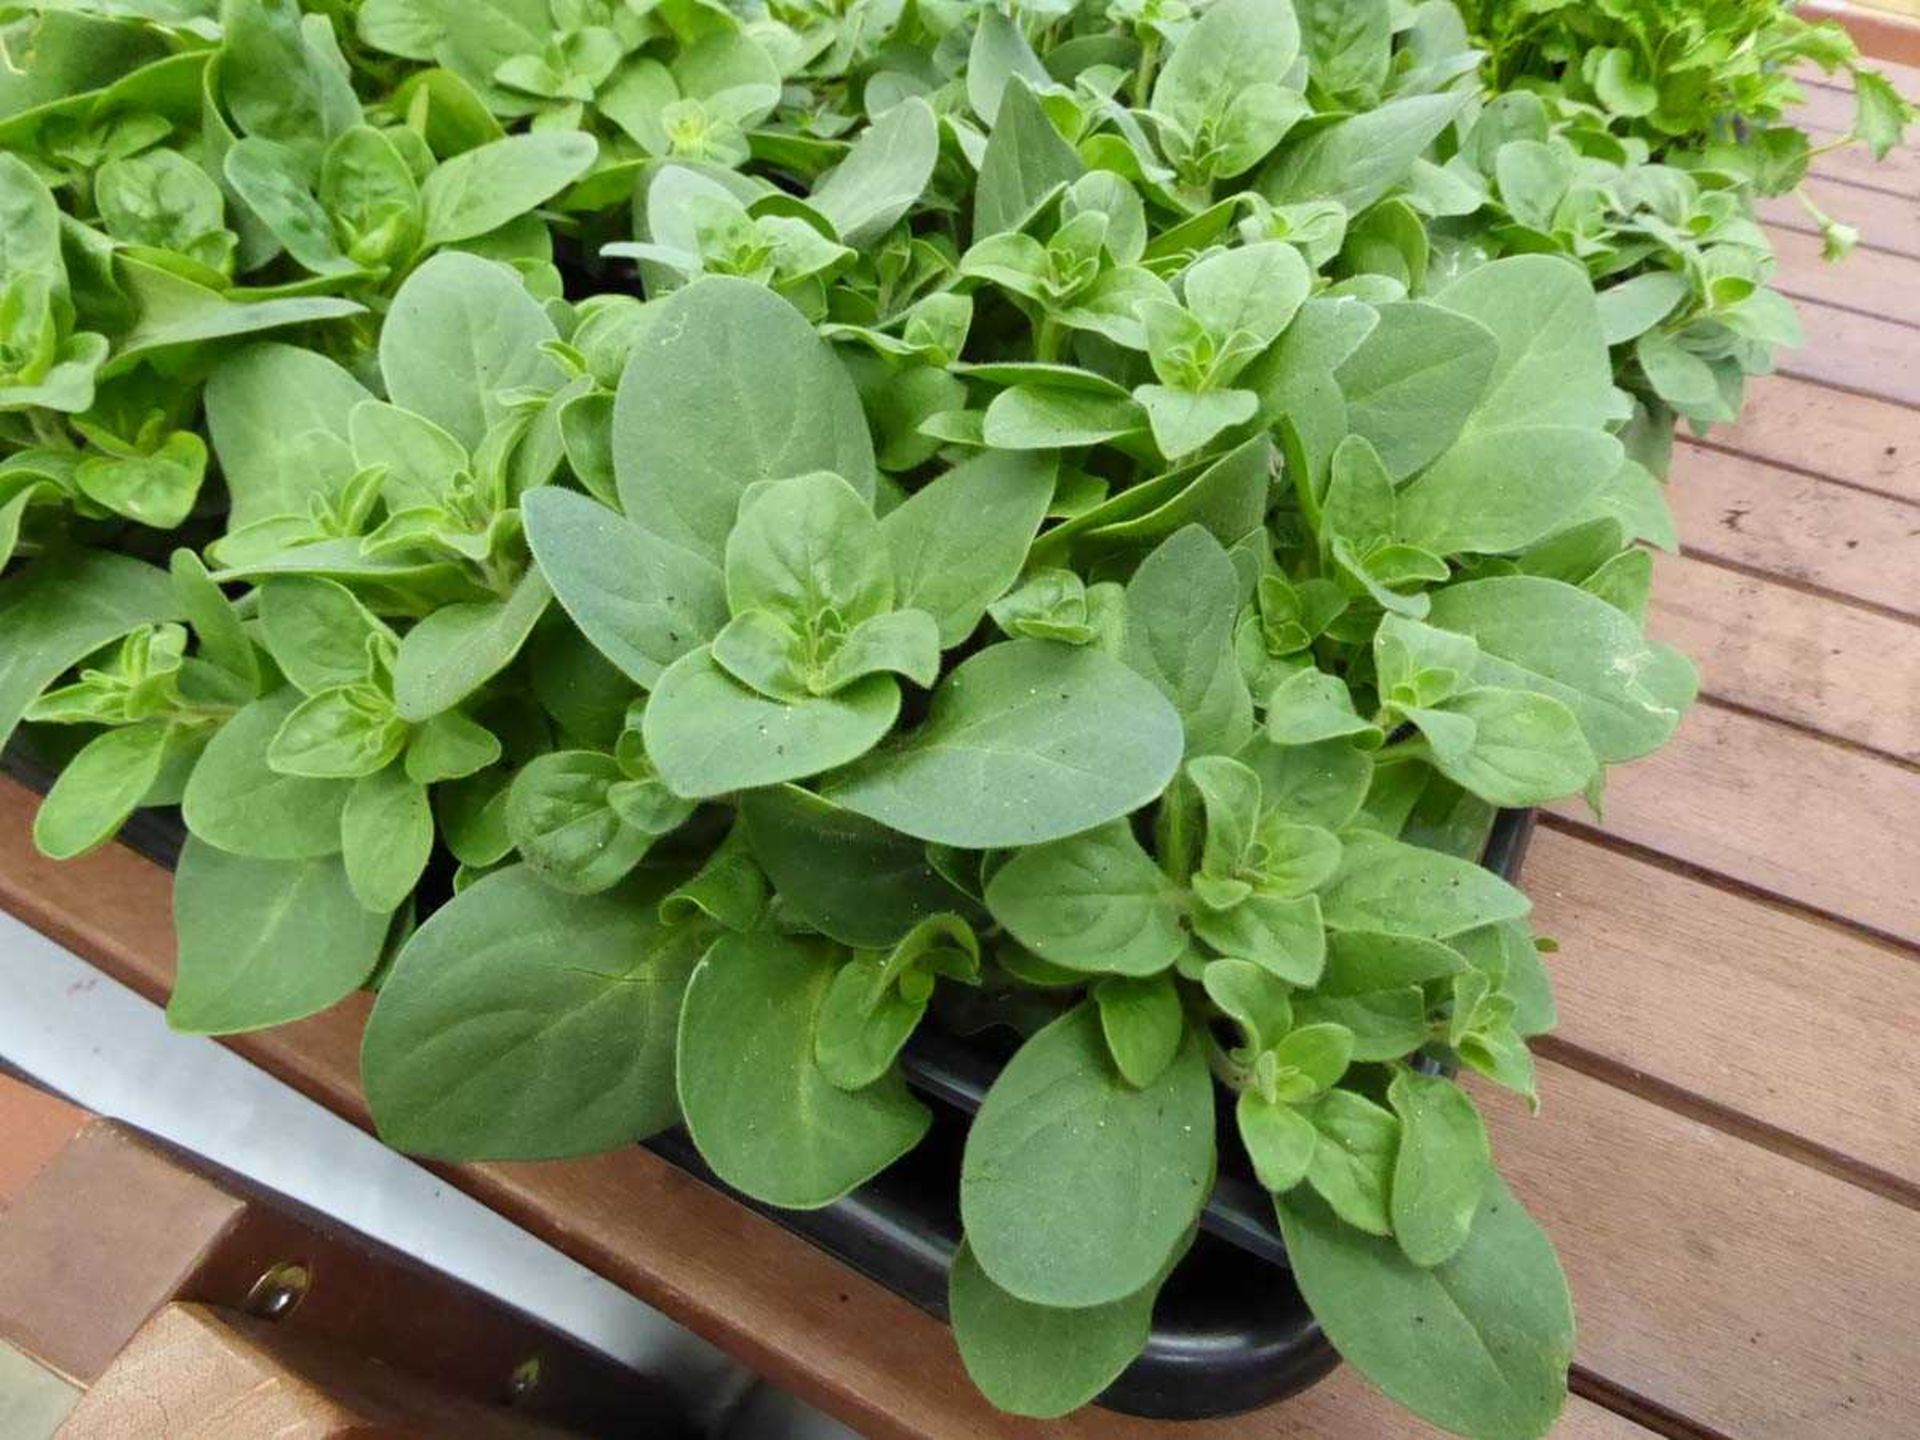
[[1, 747, 1532, 1419]]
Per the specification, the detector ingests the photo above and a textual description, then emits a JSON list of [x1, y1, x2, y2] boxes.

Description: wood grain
[[1806, 124, 1920, 197], [1700, 372, 1920, 501], [1779, 299, 1920, 404], [1770, 222, 1920, 327], [0, 1079, 84, 1212], [1552, 702, 1920, 946], [58, 1304, 576, 1440], [1669, 440, 1920, 618], [1758, 184, 1920, 259], [1648, 552, 1920, 761], [1492, 1060, 1920, 1440], [1527, 828, 1920, 1192]]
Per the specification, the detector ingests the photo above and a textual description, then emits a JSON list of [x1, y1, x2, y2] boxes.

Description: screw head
[[244, 1261, 312, 1320]]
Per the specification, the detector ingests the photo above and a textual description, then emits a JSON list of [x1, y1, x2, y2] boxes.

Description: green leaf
[[1596, 271, 1689, 346], [1152, 0, 1303, 179], [106, 256, 364, 375], [1425, 686, 1598, 807], [1852, 69, 1912, 161], [258, 576, 390, 694], [378, 251, 564, 450], [822, 641, 1184, 849], [1321, 831, 1529, 939], [1395, 426, 1622, 557], [1335, 302, 1497, 481], [182, 689, 351, 858], [974, 75, 1083, 240], [1095, 972, 1186, 1088], [1238, 1091, 1319, 1192], [419, 131, 597, 246], [614, 277, 875, 565], [1276, 1179, 1573, 1440], [1124, 525, 1254, 757], [0, 549, 179, 751], [522, 486, 728, 688], [880, 450, 1055, 648], [168, 837, 386, 1034], [341, 764, 432, 913], [645, 648, 899, 798], [985, 821, 1188, 977], [362, 865, 700, 1159], [1260, 92, 1467, 212], [506, 750, 665, 894], [962, 1004, 1212, 1307], [391, 568, 551, 722], [204, 342, 371, 531], [1425, 576, 1697, 764], [948, 1240, 1156, 1419], [33, 723, 173, 860], [741, 786, 968, 948], [678, 930, 931, 1207], [1298, 0, 1391, 100], [1433, 255, 1614, 434], [1306, 1087, 1399, 1233], [810, 97, 939, 247], [268, 684, 408, 779], [1388, 1070, 1493, 1269]]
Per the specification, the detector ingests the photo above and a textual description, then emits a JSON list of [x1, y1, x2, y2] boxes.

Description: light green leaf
[[810, 96, 939, 247], [881, 450, 1055, 647], [948, 1240, 1156, 1419], [1335, 301, 1497, 481], [1124, 525, 1255, 757], [182, 689, 351, 858], [962, 1004, 1212, 1307], [204, 342, 371, 530], [823, 641, 1185, 848], [169, 838, 386, 1034], [1276, 1179, 1573, 1440], [33, 723, 173, 860], [341, 764, 432, 913], [1321, 831, 1529, 939], [420, 131, 597, 246], [1389, 1070, 1493, 1268], [1425, 576, 1697, 764], [974, 75, 1083, 240], [391, 568, 551, 722], [985, 821, 1188, 977], [614, 277, 875, 565], [1259, 92, 1467, 212], [678, 930, 931, 1207]]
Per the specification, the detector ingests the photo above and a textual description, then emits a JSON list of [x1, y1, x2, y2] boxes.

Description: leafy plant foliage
[[1, 0, 1905, 1435]]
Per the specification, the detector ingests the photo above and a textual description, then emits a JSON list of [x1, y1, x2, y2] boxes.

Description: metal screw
[[244, 1261, 311, 1321], [507, 1355, 542, 1405]]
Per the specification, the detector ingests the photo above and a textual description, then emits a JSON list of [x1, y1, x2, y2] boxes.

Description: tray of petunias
[[8, 0, 1907, 1432]]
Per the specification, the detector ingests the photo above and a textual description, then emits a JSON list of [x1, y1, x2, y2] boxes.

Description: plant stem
[[1133, 33, 1160, 108]]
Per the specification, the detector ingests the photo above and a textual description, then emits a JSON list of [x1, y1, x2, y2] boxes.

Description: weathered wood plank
[[1649, 552, 1920, 761], [1810, 134, 1920, 198], [1779, 299, 1920, 405], [1701, 372, 1920, 502], [1758, 184, 1920, 260], [1491, 1061, 1920, 1440], [1770, 222, 1920, 327], [1528, 827, 1920, 1191], [1669, 441, 1920, 618], [1554, 702, 1920, 945]]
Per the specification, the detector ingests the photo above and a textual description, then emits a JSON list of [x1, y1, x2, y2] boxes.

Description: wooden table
[[2, 56, 1918, 1440]]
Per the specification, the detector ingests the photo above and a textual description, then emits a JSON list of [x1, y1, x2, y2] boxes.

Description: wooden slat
[[1648, 552, 1920, 761], [0, 778, 1662, 1440], [1779, 299, 1920, 404], [1528, 827, 1920, 1192], [1490, 1060, 1920, 1440], [1758, 185, 1920, 260], [1554, 702, 1920, 945], [1808, 128, 1920, 197], [1702, 372, 1920, 501], [1770, 222, 1920, 327], [1800, 3, 1920, 70], [0, 1079, 85, 1212], [1669, 440, 1920, 618], [1253, 1369, 1655, 1439], [58, 1304, 576, 1440]]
